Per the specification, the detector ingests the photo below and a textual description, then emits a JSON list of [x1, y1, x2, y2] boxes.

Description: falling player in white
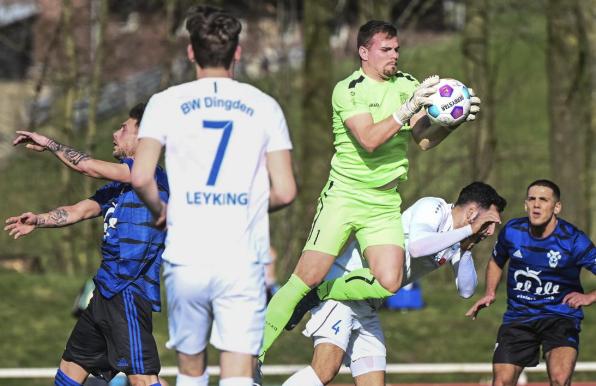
[[283, 182, 506, 386], [131, 5, 296, 386]]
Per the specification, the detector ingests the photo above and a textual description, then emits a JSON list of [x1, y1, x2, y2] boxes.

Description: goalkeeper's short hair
[[357, 20, 398, 50]]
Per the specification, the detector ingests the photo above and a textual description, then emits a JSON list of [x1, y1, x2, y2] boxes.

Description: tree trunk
[[159, 0, 179, 89], [277, 0, 334, 276], [462, 0, 496, 181], [579, 0, 596, 239], [81, 0, 108, 273], [546, 0, 590, 230], [58, 0, 79, 275]]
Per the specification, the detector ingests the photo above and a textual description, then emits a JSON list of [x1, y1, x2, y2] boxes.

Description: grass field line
[[2, 362, 596, 378]]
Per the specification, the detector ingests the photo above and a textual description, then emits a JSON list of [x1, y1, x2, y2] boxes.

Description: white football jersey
[[139, 77, 292, 265], [335, 197, 466, 285], [401, 197, 462, 284]]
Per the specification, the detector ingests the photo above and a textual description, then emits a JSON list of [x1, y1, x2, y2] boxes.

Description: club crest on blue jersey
[[547, 250, 562, 268], [103, 202, 118, 240]]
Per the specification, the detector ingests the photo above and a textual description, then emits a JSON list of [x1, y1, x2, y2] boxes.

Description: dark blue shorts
[[62, 288, 160, 381], [493, 316, 580, 367]]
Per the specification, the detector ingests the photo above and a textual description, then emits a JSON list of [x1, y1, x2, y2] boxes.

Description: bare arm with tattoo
[[4, 199, 102, 239], [13, 130, 131, 183]]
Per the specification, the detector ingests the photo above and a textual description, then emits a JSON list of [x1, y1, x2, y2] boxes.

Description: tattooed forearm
[[47, 139, 91, 166], [36, 208, 69, 227], [63, 146, 91, 165], [46, 139, 64, 152]]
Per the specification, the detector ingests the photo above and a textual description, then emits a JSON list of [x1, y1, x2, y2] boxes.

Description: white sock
[[218, 377, 253, 386], [176, 372, 209, 386], [282, 366, 324, 386]]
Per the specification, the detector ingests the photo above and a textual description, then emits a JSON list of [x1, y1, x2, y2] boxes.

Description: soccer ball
[[425, 78, 471, 127]]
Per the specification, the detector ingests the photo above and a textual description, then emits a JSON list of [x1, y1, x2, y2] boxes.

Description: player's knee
[[313, 363, 341, 385], [317, 367, 339, 385], [492, 376, 517, 386], [127, 374, 159, 386], [549, 371, 572, 386], [375, 271, 402, 293]]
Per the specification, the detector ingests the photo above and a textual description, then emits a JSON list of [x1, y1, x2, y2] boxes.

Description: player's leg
[[353, 362, 385, 386], [261, 180, 353, 360], [492, 364, 524, 386], [57, 291, 111, 386], [545, 347, 577, 386], [541, 316, 580, 386], [99, 288, 161, 386], [348, 303, 386, 386], [162, 262, 212, 386], [56, 360, 88, 385], [219, 351, 255, 386], [213, 261, 266, 385], [317, 188, 405, 301], [363, 244, 404, 293], [311, 343, 345, 384], [285, 300, 355, 386], [175, 351, 209, 386], [492, 322, 540, 386]]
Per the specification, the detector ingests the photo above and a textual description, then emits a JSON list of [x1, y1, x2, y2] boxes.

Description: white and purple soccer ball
[[425, 78, 471, 127]]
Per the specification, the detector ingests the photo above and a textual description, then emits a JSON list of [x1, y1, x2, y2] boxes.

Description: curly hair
[[185, 5, 242, 69]]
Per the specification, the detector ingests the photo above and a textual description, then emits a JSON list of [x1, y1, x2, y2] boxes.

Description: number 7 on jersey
[[203, 120, 233, 186]]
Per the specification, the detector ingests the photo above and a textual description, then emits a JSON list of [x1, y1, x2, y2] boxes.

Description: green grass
[[1, 269, 594, 385]]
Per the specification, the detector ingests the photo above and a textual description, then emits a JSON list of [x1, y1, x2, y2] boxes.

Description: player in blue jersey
[[466, 179, 595, 386], [4, 104, 168, 386]]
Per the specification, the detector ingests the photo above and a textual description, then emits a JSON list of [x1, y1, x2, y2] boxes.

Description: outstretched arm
[[13, 131, 131, 183], [465, 257, 503, 319], [4, 199, 102, 239]]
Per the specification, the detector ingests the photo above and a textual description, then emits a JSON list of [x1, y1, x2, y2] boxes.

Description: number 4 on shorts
[[332, 320, 341, 335]]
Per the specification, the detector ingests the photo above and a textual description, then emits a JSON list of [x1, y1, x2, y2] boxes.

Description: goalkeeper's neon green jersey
[[330, 68, 419, 188]]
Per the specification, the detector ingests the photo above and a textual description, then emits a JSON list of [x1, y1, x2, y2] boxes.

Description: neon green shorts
[[303, 178, 404, 256]]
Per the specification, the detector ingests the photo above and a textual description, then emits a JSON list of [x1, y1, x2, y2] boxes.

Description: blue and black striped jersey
[[91, 158, 169, 312], [493, 217, 595, 324]]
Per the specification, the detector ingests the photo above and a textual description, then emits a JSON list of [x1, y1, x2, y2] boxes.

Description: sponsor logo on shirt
[[513, 267, 560, 299], [369, 102, 380, 108]]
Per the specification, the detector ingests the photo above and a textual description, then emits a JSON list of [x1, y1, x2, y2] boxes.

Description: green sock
[[316, 268, 394, 301], [259, 274, 310, 362]]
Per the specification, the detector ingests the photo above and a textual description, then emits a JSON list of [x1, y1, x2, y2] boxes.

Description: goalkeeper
[[260, 19, 481, 361]]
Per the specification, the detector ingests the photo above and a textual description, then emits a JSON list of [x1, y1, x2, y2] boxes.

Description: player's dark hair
[[455, 182, 507, 212], [185, 5, 241, 69], [128, 103, 145, 126], [527, 179, 560, 201], [357, 20, 398, 49]]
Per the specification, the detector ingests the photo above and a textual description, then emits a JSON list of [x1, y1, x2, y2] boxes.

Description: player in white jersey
[[131, 6, 296, 386], [282, 182, 506, 386]]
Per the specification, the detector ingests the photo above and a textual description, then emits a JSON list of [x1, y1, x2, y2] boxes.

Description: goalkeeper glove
[[393, 75, 440, 125], [465, 88, 481, 122]]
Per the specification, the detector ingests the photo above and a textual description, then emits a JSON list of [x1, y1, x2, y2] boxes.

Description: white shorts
[[303, 299, 386, 368], [163, 260, 266, 355]]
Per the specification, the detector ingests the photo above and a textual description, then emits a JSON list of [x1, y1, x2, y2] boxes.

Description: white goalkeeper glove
[[392, 75, 440, 126], [465, 88, 481, 122], [445, 88, 482, 131]]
